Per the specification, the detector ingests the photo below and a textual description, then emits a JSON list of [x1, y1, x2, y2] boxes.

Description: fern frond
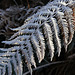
[[56, 10, 69, 51], [50, 17, 61, 56], [35, 30, 45, 60], [62, 6, 74, 45], [31, 34, 42, 63], [16, 52, 22, 75], [12, 56, 18, 75], [8, 61, 12, 75], [43, 22, 54, 61], [0, 0, 75, 75], [25, 39, 36, 68]]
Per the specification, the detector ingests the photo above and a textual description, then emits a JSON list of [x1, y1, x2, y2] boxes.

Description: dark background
[[0, 0, 51, 9]]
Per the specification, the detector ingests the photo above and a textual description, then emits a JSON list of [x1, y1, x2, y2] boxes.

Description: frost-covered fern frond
[[0, 0, 75, 75]]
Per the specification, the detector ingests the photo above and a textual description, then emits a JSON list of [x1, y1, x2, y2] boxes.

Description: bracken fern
[[0, 0, 75, 75]]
